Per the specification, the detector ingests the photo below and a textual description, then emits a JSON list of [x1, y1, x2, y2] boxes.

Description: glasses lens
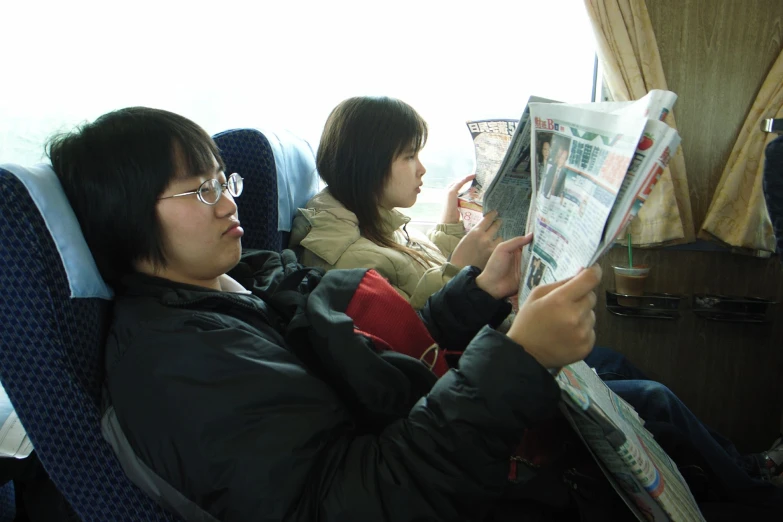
[[227, 173, 243, 197], [199, 179, 221, 205]]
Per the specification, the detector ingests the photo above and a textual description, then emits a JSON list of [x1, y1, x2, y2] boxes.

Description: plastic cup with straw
[[613, 230, 650, 305]]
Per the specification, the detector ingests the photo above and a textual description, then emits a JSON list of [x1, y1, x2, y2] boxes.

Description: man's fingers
[[576, 294, 597, 320], [587, 290, 597, 309], [476, 210, 499, 229], [496, 234, 533, 254], [574, 291, 596, 314], [586, 330, 596, 353], [558, 265, 602, 301], [487, 218, 503, 235], [531, 277, 572, 299]]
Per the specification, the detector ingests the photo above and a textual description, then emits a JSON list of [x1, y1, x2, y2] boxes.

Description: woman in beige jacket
[[289, 96, 502, 309]]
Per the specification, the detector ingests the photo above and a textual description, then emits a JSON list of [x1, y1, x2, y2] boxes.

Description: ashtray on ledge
[[605, 291, 684, 320]]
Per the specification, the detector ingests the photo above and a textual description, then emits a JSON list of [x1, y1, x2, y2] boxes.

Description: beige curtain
[[584, 0, 695, 246], [698, 48, 783, 252]]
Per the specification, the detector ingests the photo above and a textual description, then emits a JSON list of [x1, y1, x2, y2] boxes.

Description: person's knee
[[633, 380, 679, 417], [587, 346, 647, 381]]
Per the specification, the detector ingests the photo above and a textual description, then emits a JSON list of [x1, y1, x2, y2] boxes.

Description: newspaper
[[559, 91, 681, 264], [460, 99, 560, 237], [518, 91, 680, 301], [558, 362, 705, 521], [465, 91, 694, 520], [462, 93, 681, 298], [480, 96, 561, 240], [464, 93, 680, 292], [458, 119, 517, 230]]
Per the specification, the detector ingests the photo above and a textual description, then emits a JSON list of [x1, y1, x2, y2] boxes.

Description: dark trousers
[[585, 346, 783, 509]]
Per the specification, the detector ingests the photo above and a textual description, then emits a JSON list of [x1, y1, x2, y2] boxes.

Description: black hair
[[47, 107, 225, 284]]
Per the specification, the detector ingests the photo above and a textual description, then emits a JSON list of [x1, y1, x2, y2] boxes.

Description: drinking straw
[[627, 231, 633, 268]]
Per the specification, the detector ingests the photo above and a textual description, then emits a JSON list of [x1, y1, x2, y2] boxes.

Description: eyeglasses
[[159, 173, 244, 205]]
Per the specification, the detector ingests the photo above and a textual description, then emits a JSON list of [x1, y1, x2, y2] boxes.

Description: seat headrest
[[259, 128, 319, 232], [1, 163, 113, 300]]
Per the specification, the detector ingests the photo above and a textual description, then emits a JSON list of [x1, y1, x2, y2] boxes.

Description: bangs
[[391, 101, 428, 157], [172, 125, 226, 180]]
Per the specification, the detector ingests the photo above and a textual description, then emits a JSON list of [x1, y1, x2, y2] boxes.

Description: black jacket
[[103, 250, 561, 521]]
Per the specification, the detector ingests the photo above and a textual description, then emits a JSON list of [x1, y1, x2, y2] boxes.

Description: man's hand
[[440, 174, 475, 224], [450, 211, 503, 270], [475, 234, 532, 299], [507, 265, 602, 369]]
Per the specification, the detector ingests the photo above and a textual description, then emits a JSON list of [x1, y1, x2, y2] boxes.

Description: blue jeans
[[584, 346, 783, 508]]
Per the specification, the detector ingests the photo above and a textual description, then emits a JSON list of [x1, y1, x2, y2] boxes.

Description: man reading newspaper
[[466, 91, 783, 521]]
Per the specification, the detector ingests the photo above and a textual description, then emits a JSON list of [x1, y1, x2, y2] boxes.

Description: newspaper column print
[[519, 104, 647, 304]]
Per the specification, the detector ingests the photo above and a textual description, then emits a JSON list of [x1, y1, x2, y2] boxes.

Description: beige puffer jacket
[[289, 189, 465, 310]]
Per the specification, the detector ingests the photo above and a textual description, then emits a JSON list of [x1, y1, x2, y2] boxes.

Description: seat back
[[0, 165, 179, 521], [213, 129, 284, 251], [0, 483, 14, 522], [213, 128, 318, 252]]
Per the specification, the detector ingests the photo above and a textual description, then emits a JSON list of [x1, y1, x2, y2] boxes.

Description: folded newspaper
[[558, 362, 704, 521], [463, 91, 703, 521], [457, 119, 520, 230]]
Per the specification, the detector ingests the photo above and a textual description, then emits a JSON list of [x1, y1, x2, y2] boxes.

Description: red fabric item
[[345, 270, 563, 480], [345, 270, 449, 377], [345, 270, 557, 480]]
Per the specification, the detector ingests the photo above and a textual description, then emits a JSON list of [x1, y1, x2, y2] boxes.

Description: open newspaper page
[[568, 90, 678, 122], [560, 90, 682, 264], [518, 90, 681, 300], [588, 122, 681, 265], [518, 104, 646, 301], [458, 119, 517, 230], [557, 362, 705, 521]]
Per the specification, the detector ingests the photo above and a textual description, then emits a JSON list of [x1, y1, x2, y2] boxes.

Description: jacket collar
[[118, 272, 252, 305], [379, 206, 410, 236], [294, 189, 411, 265]]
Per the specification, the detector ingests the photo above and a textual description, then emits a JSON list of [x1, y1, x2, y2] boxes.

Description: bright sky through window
[[1, 0, 596, 221]]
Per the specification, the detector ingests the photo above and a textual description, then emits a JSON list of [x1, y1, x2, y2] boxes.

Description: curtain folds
[[584, 0, 695, 246], [698, 48, 783, 252]]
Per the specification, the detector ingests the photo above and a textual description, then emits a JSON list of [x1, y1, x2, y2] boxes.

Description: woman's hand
[[507, 265, 602, 369], [475, 234, 532, 299], [440, 174, 475, 224], [450, 211, 503, 270]]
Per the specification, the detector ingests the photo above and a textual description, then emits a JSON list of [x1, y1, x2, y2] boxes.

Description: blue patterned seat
[[213, 129, 286, 251], [0, 129, 315, 520], [0, 166, 179, 521], [0, 483, 13, 521], [213, 128, 319, 252]]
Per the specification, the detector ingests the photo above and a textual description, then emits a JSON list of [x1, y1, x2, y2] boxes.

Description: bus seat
[[213, 128, 318, 251], [0, 483, 14, 522], [0, 164, 180, 521]]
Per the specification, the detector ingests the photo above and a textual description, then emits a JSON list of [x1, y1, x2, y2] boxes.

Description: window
[[1, 0, 596, 223]]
